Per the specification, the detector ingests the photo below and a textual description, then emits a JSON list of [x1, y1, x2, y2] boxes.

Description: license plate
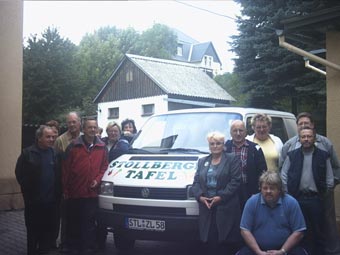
[[126, 217, 166, 231]]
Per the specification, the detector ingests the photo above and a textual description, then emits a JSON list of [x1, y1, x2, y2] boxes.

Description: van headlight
[[187, 185, 195, 200], [100, 181, 114, 196]]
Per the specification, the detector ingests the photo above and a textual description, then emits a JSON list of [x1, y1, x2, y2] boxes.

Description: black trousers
[[24, 201, 58, 255], [66, 197, 98, 252]]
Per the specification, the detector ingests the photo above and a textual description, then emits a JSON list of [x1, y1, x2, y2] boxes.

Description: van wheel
[[114, 233, 135, 250]]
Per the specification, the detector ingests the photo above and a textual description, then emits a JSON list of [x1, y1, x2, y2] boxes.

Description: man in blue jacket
[[225, 120, 267, 209]]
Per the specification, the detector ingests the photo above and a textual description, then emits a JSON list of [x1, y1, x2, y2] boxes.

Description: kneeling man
[[238, 171, 306, 255]]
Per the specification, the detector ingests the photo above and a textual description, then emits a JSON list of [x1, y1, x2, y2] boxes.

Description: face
[[208, 138, 224, 155], [107, 125, 120, 142], [299, 129, 315, 150], [297, 117, 314, 131], [260, 183, 281, 206], [123, 123, 134, 133], [66, 113, 81, 134], [230, 121, 246, 145], [83, 120, 98, 140], [253, 120, 270, 141], [50, 126, 58, 143], [38, 128, 55, 149]]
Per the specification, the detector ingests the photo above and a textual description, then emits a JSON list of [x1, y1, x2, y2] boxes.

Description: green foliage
[[214, 72, 249, 106], [133, 24, 177, 59], [23, 27, 80, 124], [231, 0, 328, 114], [23, 23, 178, 124]]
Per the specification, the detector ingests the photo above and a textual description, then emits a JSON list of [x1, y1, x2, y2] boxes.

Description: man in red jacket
[[62, 118, 108, 255]]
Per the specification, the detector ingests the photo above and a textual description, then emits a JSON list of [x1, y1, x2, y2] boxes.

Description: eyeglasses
[[255, 125, 269, 130], [209, 142, 223, 146]]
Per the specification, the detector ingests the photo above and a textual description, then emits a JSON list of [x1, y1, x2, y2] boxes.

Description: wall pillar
[[0, 0, 24, 209], [326, 31, 340, 222]]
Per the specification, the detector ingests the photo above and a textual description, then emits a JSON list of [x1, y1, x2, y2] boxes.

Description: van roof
[[155, 107, 296, 119]]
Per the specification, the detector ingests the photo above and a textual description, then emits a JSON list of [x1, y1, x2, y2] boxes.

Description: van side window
[[246, 116, 288, 143], [271, 117, 288, 143], [246, 117, 253, 136]]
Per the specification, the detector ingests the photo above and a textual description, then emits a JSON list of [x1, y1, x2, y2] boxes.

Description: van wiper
[[128, 148, 155, 154], [160, 148, 209, 154]]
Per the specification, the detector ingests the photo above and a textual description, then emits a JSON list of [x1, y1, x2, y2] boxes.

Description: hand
[[199, 196, 212, 209], [199, 196, 221, 209], [266, 250, 284, 255], [90, 179, 98, 188], [209, 196, 222, 208]]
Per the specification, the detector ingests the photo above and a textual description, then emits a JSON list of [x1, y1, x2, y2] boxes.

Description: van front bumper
[[97, 208, 199, 241]]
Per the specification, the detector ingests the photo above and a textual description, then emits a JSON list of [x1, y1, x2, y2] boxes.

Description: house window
[[108, 107, 119, 119], [126, 70, 133, 82], [204, 55, 213, 67], [177, 44, 183, 56], [142, 104, 154, 116]]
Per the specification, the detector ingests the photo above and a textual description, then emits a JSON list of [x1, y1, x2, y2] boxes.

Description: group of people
[[192, 113, 340, 255], [15, 110, 340, 255], [15, 111, 137, 255]]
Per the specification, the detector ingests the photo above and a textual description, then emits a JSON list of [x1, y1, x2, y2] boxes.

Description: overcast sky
[[23, 1, 241, 73]]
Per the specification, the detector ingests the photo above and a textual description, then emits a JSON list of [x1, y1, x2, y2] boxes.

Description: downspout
[[278, 35, 340, 72], [305, 59, 326, 76]]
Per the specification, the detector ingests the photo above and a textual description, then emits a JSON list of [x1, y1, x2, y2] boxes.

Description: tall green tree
[[76, 26, 126, 115], [231, 0, 332, 115], [23, 27, 80, 124], [214, 72, 249, 106], [133, 23, 177, 59]]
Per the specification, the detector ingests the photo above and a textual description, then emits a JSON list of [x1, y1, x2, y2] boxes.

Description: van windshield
[[132, 112, 242, 153]]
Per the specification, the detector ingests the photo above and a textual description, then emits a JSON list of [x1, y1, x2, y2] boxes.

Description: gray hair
[[35, 125, 52, 142], [251, 113, 272, 127], [67, 111, 81, 122], [258, 171, 285, 194]]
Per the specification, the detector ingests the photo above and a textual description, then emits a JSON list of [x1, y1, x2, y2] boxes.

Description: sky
[[23, 1, 241, 73]]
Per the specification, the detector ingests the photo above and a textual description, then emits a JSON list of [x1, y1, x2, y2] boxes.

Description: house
[[94, 54, 235, 132], [172, 29, 222, 77]]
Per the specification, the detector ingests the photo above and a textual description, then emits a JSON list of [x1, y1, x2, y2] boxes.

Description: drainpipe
[[305, 60, 326, 76], [278, 34, 340, 72]]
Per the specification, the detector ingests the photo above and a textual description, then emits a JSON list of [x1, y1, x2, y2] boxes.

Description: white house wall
[[97, 95, 169, 136]]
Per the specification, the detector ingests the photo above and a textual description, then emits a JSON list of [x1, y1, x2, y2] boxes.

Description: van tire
[[114, 233, 135, 250]]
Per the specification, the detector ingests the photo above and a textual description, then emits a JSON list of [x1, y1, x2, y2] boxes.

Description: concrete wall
[[0, 1, 24, 210], [326, 31, 340, 221]]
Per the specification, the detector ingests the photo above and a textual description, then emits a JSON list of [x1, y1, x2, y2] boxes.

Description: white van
[[98, 107, 297, 249]]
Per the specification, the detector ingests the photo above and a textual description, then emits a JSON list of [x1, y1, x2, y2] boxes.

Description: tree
[[133, 23, 177, 59], [231, 0, 330, 115], [76, 23, 178, 117], [23, 23, 179, 123], [76, 26, 125, 109], [23, 27, 80, 124], [214, 72, 249, 106]]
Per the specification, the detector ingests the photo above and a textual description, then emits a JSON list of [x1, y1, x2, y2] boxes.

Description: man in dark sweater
[[15, 125, 61, 255]]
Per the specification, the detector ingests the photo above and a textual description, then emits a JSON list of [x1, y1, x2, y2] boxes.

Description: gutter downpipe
[[305, 60, 326, 76], [278, 35, 340, 72]]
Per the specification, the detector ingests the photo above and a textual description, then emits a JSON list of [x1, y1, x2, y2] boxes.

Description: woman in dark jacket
[[192, 131, 242, 255], [101, 121, 129, 162]]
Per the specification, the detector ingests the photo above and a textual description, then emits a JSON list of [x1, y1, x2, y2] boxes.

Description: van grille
[[113, 204, 186, 216], [114, 186, 187, 200]]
